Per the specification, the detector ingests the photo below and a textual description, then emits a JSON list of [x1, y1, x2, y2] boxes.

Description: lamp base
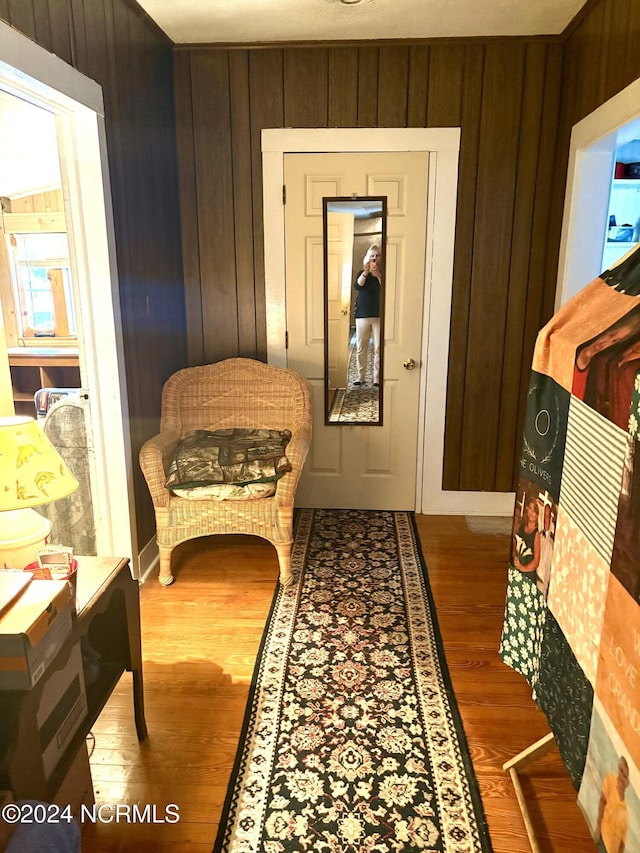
[[0, 509, 51, 570]]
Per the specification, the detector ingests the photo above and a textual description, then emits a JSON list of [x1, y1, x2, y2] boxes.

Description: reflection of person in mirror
[[353, 244, 382, 387], [596, 756, 629, 853]]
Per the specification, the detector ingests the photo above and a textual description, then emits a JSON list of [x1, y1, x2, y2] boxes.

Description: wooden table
[[0, 557, 147, 801]]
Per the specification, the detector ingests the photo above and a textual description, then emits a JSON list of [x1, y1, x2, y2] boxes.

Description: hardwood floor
[[84, 515, 596, 852]]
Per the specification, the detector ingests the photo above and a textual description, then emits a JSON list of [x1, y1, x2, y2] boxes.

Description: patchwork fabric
[[519, 372, 570, 500], [546, 506, 610, 686], [498, 567, 546, 690], [557, 397, 626, 565], [533, 610, 594, 790], [501, 257, 640, 851]]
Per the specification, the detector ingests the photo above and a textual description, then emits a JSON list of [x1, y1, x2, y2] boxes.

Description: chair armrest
[[275, 425, 312, 506], [139, 432, 179, 509]]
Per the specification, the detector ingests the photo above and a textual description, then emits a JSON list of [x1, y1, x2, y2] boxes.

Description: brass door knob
[[403, 358, 416, 370]]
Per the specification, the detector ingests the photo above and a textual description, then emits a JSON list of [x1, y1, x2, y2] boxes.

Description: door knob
[[341, 308, 349, 315], [403, 358, 416, 370]]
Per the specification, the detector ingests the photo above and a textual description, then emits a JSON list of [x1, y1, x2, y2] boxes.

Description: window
[[6, 231, 76, 338], [0, 90, 77, 346]]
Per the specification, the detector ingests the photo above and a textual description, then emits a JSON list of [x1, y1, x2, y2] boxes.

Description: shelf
[[7, 348, 80, 416], [613, 179, 640, 189]]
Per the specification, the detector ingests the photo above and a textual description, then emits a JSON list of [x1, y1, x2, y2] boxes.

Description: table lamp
[[0, 415, 79, 569]]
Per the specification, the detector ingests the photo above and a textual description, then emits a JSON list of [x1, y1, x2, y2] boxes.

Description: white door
[[284, 151, 429, 509]]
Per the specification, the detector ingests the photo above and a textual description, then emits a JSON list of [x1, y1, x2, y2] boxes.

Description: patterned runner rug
[[328, 339, 380, 423], [213, 509, 493, 853]]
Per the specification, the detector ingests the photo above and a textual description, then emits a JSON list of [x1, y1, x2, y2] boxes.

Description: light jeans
[[355, 317, 381, 383]]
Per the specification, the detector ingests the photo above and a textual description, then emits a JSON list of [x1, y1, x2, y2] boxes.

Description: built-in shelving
[[7, 347, 80, 416], [602, 178, 640, 271]]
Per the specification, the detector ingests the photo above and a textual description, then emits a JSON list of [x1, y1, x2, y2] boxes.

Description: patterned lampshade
[[0, 416, 78, 511]]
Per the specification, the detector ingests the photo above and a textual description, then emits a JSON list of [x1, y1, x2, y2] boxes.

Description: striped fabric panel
[[559, 396, 628, 565]]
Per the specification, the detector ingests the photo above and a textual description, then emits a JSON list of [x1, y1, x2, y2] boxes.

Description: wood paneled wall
[[174, 40, 564, 492], [0, 0, 187, 550], [174, 0, 640, 493], [3, 0, 640, 522]]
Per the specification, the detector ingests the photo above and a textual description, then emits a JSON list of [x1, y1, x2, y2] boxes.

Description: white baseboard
[[421, 489, 515, 516], [136, 536, 159, 584]]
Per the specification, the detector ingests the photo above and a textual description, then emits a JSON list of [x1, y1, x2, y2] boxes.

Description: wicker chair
[[139, 358, 312, 587]]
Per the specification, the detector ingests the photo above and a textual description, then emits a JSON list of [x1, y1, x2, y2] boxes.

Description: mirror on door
[[323, 197, 386, 425]]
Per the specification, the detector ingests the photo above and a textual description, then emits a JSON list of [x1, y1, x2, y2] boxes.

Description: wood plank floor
[[84, 514, 597, 852]]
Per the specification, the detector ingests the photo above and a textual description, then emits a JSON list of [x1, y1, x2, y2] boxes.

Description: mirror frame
[[322, 196, 387, 426]]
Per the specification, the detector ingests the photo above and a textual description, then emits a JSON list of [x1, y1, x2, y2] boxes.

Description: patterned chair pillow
[[165, 427, 292, 498]]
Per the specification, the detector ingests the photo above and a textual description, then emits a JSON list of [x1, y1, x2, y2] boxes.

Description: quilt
[[499, 247, 640, 852]]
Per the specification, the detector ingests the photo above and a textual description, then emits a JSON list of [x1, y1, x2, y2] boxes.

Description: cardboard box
[[53, 738, 94, 821], [37, 641, 87, 780], [0, 580, 72, 689]]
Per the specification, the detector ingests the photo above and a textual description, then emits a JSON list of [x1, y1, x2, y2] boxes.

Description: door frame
[[0, 22, 136, 564], [263, 128, 514, 515], [556, 75, 640, 310]]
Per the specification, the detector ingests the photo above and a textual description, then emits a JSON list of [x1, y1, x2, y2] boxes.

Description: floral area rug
[[327, 387, 380, 423], [213, 509, 493, 853], [328, 338, 380, 423]]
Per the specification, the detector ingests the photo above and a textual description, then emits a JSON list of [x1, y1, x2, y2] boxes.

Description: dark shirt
[[354, 271, 381, 319]]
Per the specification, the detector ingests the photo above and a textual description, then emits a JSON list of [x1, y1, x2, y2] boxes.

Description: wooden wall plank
[[356, 46, 378, 126], [106, 0, 135, 425], [7, 0, 36, 39], [191, 51, 239, 361], [507, 42, 564, 492], [407, 45, 429, 127], [0, 2, 9, 25], [82, 0, 110, 89], [46, 0, 73, 65], [284, 47, 328, 127], [118, 7, 157, 484], [68, 0, 88, 71], [328, 47, 358, 126], [531, 42, 563, 363], [229, 49, 258, 358], [595, 0, 615, 105], [377, 45, 409, 127], [460, 42, 525, 490], [623, 0, 640, 86], [601, 0, 631, 102], [574, 2, 608, 123], [174, 51, 204, 366], [249, 49, 284, 359], [443, 44, 484, 490], [427, 44, 465, 127], [496, 43, 547, 490], [33, 0, 52, 50]]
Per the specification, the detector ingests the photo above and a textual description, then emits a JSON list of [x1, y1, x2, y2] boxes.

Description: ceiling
[[0, 0, 591, 201], [0, 91, 60, 200], [135, 0, 589, 44]]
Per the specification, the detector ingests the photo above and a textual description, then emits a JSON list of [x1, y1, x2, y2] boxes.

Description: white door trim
[[0, 22, 137, 566], [556, 75, 640, 310], [262, 128, 514, 515]]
